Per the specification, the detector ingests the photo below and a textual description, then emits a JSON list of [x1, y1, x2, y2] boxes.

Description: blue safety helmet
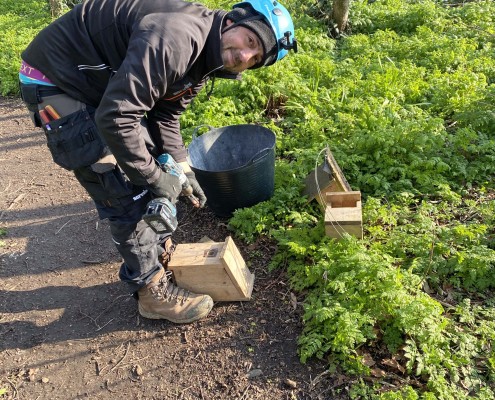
[[232, 0, 297, 63]]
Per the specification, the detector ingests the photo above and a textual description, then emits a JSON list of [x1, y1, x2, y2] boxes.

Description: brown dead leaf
[[361, 353, 376, 367], [371, 368, 386, 378], [442, 283, 455, 302], [381, 358, 406, 374]]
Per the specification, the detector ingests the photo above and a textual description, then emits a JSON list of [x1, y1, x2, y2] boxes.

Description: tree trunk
[[332, 0, 350, 32], [48, 0, 63, 17]]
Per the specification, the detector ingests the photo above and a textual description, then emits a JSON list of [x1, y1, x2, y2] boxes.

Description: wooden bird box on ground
[[325, 191, 363, 239], [302, 147, 352, 206], [168, 236, 254, 302]]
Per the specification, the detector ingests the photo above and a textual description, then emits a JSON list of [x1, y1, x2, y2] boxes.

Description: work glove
[[149, 170, 182, 203], [185, 171, 207, 207]]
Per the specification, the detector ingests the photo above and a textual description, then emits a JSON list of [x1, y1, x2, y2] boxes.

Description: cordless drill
[[143, 154, 198, 234]]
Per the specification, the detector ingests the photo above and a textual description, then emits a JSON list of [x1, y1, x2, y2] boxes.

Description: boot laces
[[151, 270, 190, 305], [159, 239, 176, 266]]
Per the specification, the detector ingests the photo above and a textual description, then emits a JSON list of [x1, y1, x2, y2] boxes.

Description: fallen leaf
[[371, 368, 386, 378], [361, 353, 376, 367], [381, 358, 406, 374]]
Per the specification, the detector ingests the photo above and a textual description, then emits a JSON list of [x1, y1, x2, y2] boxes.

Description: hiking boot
[[158, 237, 175, 268], [138, 269, 213, 323]]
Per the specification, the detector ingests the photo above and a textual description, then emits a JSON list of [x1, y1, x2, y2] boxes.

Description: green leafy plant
[[0, 0, 51, 95], [0, 228, 6, 247], [3, 0, 495, 398]]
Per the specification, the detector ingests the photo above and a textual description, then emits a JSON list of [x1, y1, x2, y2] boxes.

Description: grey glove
[[185, 171, 207, 207], [149, 170, 182, 203]]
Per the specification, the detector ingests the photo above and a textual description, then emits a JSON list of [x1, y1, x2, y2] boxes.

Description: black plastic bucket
[[187, 124, 276, 217]]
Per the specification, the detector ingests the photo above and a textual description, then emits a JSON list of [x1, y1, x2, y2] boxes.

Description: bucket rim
[[190, 123, 276, 143], [188, 146, 274, 174], [187, 124, 276, 173]]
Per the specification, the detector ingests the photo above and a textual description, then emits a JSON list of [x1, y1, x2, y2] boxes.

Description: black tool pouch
[[20, 83, 41, 104], [20, 84, 42, 126], [20, 83, 65, 127], [44, 107, 106, 170]]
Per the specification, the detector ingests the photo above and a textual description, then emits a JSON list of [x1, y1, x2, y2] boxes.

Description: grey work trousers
[[20, 83, 168, 293]]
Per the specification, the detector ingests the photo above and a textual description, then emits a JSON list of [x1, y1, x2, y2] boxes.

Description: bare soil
[[0, 97, 341, 400]]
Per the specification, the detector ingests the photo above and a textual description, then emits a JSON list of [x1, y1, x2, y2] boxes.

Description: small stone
[[133, 365, 143, 376], [41, 377, 50, 384], [284, 378, 297, 389], [246, 369, 263, 379], [27, 368, 38, 382]]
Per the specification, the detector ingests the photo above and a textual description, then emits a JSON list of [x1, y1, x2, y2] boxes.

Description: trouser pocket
[[74, 165, 134, 202], [45, 107, 106, 170], [96, 167, 134, 198]]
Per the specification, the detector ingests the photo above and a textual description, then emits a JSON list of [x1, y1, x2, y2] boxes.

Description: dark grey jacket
[[22, 0, 237, 186]]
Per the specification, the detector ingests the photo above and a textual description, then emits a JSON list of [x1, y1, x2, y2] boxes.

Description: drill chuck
[[157, 154, 190, 193]]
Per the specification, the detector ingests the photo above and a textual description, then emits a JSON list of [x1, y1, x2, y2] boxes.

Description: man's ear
[[222, 18, 234, 33]]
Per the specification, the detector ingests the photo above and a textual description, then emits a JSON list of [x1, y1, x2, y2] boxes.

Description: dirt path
[[0, 97, 336, 399]]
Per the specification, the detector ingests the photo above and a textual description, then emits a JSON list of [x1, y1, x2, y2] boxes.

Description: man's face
[[221, 19, 265, 73]]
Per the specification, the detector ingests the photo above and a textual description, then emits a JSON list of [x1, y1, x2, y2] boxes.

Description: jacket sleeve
[[94, 29, 200, 186], [146, 81, 205, 163]]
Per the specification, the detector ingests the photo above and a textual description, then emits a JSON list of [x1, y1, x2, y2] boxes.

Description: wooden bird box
[[302, 147, 351, 206], [168, 236, 254, 302], [325, 191, 363, 239]]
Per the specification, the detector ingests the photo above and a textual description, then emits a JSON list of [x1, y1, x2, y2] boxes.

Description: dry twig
[[237, 384, 251, 400], [55, 219, 72, 235], [0, 193, 25, 219], [5, 377, 18, 399], [108, 342, 131, 373]]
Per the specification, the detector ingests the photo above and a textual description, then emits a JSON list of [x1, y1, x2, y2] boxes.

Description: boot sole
[[138, 297, 213, 324]]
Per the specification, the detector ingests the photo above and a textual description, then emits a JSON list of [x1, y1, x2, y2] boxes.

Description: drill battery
[[142, 197, 178, 234]]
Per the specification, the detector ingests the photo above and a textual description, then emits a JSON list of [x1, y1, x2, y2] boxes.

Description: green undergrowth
[[2, 0, 495, 398], [0, 227, 6, 248], [226, 0, 495, 398], [0, 0, 51, 95]]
